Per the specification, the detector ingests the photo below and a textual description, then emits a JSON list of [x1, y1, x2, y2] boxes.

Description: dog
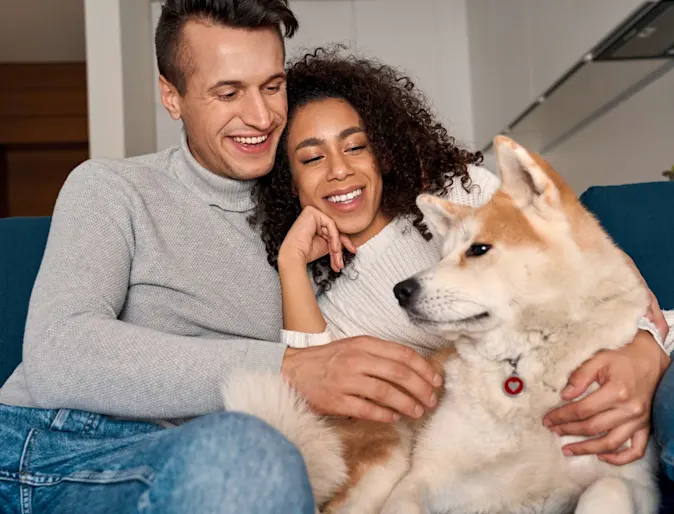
[[221, 136, 658, 514]]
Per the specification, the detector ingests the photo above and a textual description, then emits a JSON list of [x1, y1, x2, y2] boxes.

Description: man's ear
[[159, 75, 182, 121], [493, 135, 560, 210], [416, 193, 466, 240]]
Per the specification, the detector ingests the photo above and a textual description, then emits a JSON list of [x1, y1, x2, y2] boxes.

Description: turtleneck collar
[[173, 129, 257, 212]]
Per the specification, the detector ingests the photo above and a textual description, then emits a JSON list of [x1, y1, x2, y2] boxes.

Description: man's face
[[161, 22, 287, 180]]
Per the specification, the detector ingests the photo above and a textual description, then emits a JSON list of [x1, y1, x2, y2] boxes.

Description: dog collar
[[503, 355, 525, 397]]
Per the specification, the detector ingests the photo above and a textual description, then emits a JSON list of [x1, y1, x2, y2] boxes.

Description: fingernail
[[542, 418, 552, 428], [552, 427, 562, 436], [433, 374, 442, 387], [429, 393, 437, 407], [562, 448, 573, 456], [562, 385, 574, 397], [415, 405, 424, 418]]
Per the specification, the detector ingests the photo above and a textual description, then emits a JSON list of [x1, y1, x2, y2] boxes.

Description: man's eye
[[218, 92, 238, 101], [465, 243, 492, 258]]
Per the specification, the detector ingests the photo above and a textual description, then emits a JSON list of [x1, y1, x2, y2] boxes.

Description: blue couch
[[1, 182, 673, 507]]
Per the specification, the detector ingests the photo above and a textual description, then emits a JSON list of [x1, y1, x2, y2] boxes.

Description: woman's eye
[[301, 156, 323, 165], [346, 145, 366, 153]]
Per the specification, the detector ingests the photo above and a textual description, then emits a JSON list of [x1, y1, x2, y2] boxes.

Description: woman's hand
[[278, 206, 356, 272], [543, 330, 670, 465]]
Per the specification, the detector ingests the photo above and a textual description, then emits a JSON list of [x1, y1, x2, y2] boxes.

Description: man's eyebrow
[[208, 72, 286, 92]]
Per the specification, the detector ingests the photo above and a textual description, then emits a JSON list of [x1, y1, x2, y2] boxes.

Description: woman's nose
[[327, 154, 352, 180]]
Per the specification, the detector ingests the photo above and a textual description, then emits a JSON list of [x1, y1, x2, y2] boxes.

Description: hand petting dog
[[282, 337, 442, 422]]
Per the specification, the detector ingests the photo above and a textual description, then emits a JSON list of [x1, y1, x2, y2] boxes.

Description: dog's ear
[[416, 194, 467, 239], [493, 136, 561, 211]]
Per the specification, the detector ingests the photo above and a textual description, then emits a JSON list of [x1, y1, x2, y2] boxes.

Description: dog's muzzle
[[394, 278, 420, 309]]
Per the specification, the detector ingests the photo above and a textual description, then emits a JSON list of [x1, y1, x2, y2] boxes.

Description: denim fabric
[[0, 404, 315, 513], [655, 364, 674, 478]]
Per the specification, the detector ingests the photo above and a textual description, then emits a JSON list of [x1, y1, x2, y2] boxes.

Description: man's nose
[[240, 92, 273, 131], [394, 278, 420, 308]]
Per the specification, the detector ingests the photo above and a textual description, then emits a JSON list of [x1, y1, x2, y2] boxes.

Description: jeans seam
[[48, 409, 70, 431], [13, 470, 155, 488], [19, 428, 36, 514], [82, 412, 101, 434]]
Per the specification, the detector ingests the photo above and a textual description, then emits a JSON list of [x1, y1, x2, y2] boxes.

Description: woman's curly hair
[[250, 46, 483, 292]]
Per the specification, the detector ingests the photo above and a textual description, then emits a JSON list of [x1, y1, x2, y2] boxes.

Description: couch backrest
[[580, 181, 674, 311], [0, 216, 51, 384]]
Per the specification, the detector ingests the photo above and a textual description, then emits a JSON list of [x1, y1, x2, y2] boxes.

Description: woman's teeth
[[327, 188, 362, 204], [232, 135, 268, 145]]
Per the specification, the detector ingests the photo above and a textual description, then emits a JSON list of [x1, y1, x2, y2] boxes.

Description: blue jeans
[[0, 404, 315, 513], [655, 362, 674, 482]]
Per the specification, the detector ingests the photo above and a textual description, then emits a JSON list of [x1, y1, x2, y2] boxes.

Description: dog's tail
[[221, 371, 347, 506]]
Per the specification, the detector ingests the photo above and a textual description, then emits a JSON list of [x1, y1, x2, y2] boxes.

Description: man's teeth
[[232, 135, 268, 145], [327, 188, 362, 204]]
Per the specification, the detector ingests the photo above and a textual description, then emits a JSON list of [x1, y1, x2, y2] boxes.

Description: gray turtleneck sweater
[[0, 136, 286, 421]]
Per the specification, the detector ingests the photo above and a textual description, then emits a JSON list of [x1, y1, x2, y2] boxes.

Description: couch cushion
[[0, 216, 51, 385], [580, 181, 674, 311]]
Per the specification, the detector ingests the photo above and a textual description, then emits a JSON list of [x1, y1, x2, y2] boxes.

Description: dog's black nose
[[394, 278, 420, 308]]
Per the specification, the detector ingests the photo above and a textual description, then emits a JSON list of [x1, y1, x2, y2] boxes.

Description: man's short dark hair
[[156, 0, 299, 95]]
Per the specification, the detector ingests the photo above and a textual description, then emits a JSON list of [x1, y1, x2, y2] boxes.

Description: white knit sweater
[[282, 166, 674, 356], [281, 165, 501, 356]]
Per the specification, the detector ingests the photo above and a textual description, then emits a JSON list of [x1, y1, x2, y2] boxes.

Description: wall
[[467, 0, 644, 152], [544, 66, 674, 193], [0, 0, 86, 62], [151, 0, 476, 152], [85, 0, 156, 159], [467, 0, 674, 193]]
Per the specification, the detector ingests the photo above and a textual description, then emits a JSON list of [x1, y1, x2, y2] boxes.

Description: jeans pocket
[[20, 427, 156, 487]]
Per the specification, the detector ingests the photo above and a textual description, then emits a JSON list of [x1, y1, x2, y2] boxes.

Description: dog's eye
[[465, 243, 492, 258]]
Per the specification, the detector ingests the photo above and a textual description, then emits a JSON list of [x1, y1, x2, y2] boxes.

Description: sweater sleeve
[[22, 163, 287, 419], [663, 310, 674, 354], [280, 321, 347, 348]]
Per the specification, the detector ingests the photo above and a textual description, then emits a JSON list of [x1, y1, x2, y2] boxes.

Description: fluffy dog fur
[[222, 136, 658, 514]]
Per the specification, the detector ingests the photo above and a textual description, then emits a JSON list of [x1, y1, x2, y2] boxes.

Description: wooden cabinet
[[0, 62, 89, 217]]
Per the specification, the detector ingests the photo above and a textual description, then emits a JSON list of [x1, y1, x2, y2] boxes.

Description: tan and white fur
[[380, 136, 658, 514], [221, 136, 658, 514]]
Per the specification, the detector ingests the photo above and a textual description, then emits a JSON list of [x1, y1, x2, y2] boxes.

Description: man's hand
[[281, 336, 443, 422], [543, 330, 669, 465]]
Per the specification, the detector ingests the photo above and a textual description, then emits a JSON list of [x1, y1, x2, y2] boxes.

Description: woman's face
[[286, 98, 389, 245]]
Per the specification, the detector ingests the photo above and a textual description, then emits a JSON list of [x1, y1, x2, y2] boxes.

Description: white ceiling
[[0, 0, 86, 62]]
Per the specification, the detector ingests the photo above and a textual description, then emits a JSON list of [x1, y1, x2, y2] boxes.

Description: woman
[[251, 47, 674, 468], [252, 47, 499, 356]]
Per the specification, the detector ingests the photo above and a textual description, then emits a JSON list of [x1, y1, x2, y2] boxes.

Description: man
[[0, 1, 440, 512]]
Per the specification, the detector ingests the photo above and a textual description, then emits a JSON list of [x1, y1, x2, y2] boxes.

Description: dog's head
[[395, 136, 644, 346]]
